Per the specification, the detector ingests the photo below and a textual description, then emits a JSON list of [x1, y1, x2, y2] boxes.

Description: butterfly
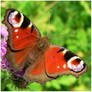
[[3, 8, 87, 87]]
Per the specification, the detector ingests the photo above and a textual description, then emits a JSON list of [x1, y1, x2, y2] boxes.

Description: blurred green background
[[1, 1, 91, 91]]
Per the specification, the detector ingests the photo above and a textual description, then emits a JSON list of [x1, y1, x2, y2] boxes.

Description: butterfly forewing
[[3, 9, 41, 51], [3, 9, 41, 71], [45, 46, 87, 78]]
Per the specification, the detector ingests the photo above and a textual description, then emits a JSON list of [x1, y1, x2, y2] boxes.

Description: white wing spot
[[57, 65, 60, 69], [14, 29, 18, 32], [14, 11, 18, 15], [16, 36, 19, 39], [28, 22, 32, 28], [63, 64, 66, 69], [63, 49, 68, 54]]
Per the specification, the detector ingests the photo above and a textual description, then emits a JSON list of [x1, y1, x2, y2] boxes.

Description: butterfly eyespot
[[67, 56, 85, 72], [8, 11, 24, 27], [70, 64, 84, 72]]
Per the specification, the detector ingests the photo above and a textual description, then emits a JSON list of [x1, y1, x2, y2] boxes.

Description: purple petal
[[1, 47, 7, 57], [1, 58, 10, 69], [17, 70, 25, 77], [0, 25, 8, 37], [1, 41, 7, 48], [9, 69, 16, 73]]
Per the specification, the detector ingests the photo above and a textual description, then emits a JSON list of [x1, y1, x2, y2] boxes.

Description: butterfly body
[[3, 9, 87, 86]]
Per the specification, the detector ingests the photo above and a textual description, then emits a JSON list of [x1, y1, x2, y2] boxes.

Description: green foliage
[[1, 1, 91, 91]]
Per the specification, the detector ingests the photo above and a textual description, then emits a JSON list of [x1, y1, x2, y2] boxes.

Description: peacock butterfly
[[3, 8, 87, 86]]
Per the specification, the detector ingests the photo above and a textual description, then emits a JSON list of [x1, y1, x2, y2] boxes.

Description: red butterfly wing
[[45, 46, 87, 78], [23, 55, 52, 84], [45, 47, 68, 74], [23, 45, 87, 84], [24, 46, 87, 83], [11, 27, 40, 50], [6, 46, 33, 71], [3, 9, 41, 50], [3, 9, 41, 70]]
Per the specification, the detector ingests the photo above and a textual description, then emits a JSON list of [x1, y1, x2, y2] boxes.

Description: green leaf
[[57, 75, 77, 86], [28, 82, 43, 91]]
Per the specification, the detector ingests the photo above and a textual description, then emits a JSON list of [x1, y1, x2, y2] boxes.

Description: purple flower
[[1, 46, 7, 57], [1, 41, 7, 57], [0, 25, 9, 69], [1, 41, 7, 47], [0, 25, 8, 47], [16, 70, 25, 77], [0, 25, 8, 38], [1, 58, 10, 69], [8, 68, 25, 77]]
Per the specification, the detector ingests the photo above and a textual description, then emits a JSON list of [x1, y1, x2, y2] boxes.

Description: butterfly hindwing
[[23, 55, 53, 84], [6, 47, 32, 71]]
